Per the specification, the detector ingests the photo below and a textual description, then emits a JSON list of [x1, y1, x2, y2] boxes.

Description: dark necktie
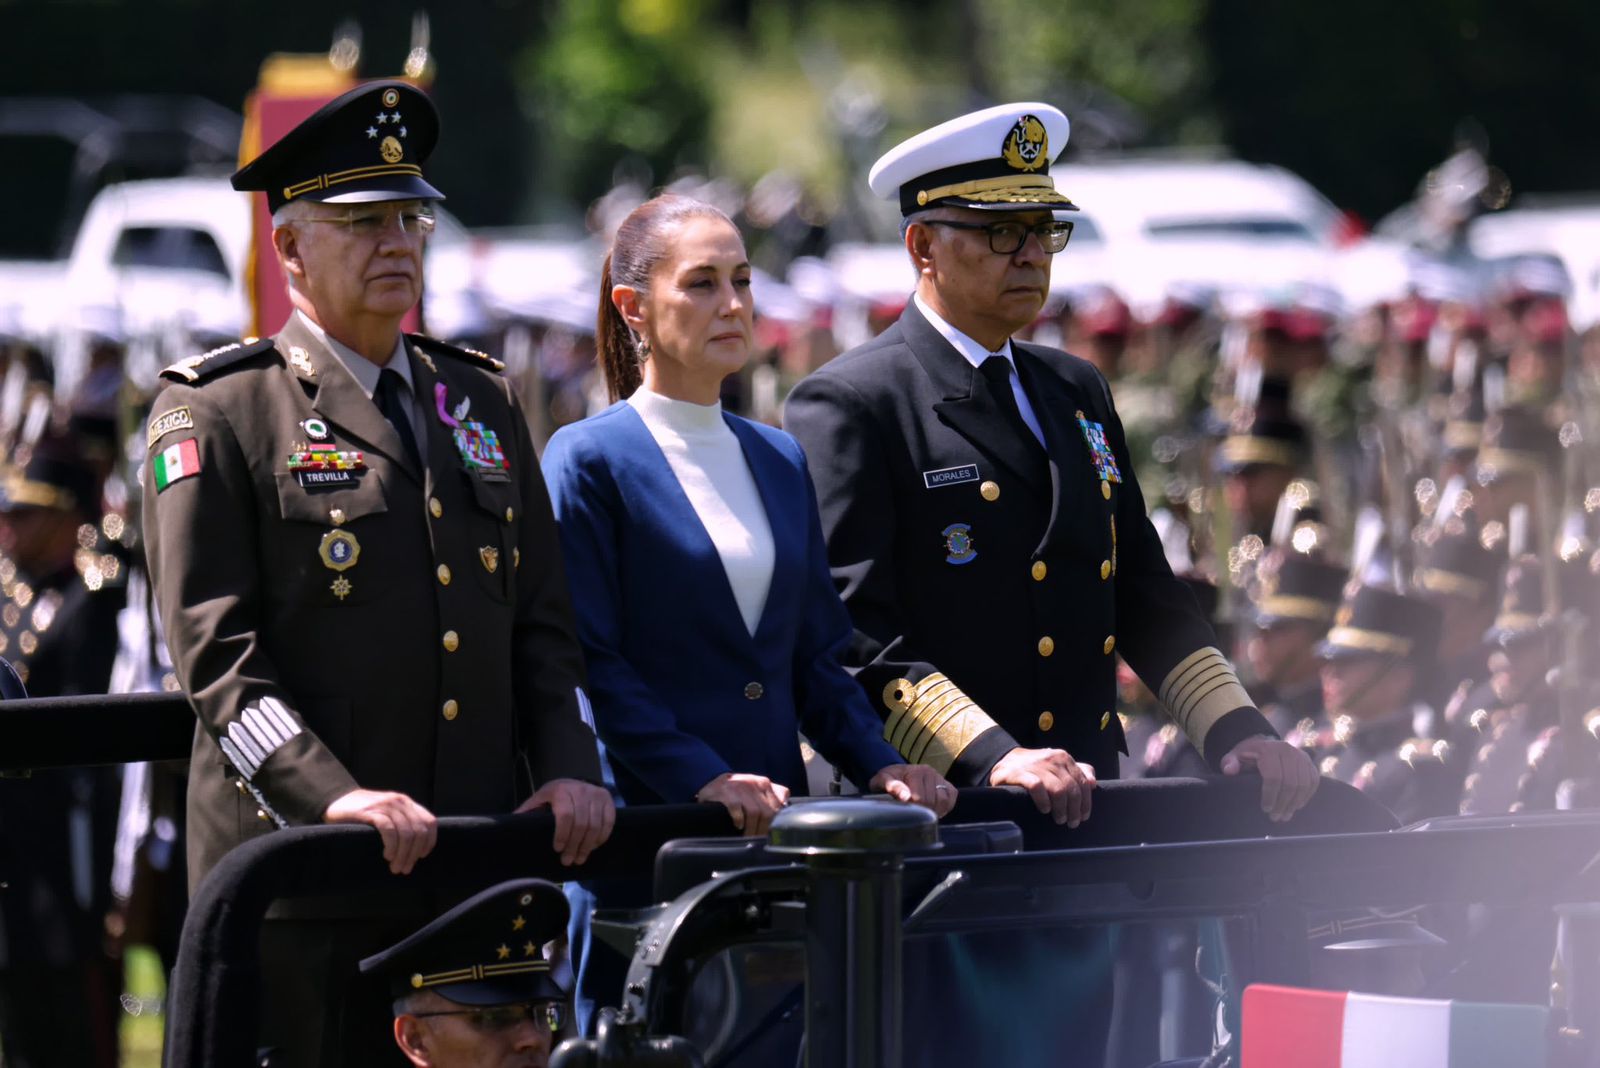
[[979, 355, 1042, 450], [375, 367, 423, 470]]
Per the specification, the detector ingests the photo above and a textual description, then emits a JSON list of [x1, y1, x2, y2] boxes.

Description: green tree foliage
[[972, 0, 1216, 145], [524, 0, 714, 210]]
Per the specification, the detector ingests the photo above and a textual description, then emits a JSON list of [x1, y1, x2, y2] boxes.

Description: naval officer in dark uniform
[[141, 81, 611, 1064], [784, 102, 1319, 825]]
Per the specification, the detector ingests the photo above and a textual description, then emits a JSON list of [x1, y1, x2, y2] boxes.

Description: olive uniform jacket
[[142, 314, 601, 889], [784, 301, 1273, 786]]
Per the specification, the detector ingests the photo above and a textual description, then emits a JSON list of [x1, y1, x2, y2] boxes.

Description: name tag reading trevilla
[[287, 444, 366, 488], [923, 464, 980, 489]]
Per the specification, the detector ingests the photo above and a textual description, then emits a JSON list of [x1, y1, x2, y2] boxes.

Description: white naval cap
[[868, 102, 1077, 217]]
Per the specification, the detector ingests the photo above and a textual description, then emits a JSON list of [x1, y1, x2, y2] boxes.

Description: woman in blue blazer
[[543, 194, 954, 1033], [542, 194, 954, 826]]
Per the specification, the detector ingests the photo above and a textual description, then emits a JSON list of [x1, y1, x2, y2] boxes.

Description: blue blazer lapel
[[725, 415, 802, 645], [609, 405, 750, 648]]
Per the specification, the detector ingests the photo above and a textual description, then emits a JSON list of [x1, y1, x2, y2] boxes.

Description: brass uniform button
[[329, 508, 347, 526], [1100, 560, 1112, 581], [442, 630, 459, 652], [429, 497, 442, 518], [1031, 560, 1047, 581], [1103, 635, 1116, 655], [1101, 481, 1112, 500], [744, 681, 765, 700], [1037, 636, 1054, 657], [437, 564, 451, 585], [235, 779, 247, 796], [1038, 711, 1054, 731], [1100, 710, 1112, 731], [442, 699, 459, 721], [980, 480, 1000, 502], [257, 808, 271, 822], [504, 507, 515, 523]]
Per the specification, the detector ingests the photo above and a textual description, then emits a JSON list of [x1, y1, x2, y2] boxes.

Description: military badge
[[288, 346, 316, 378], [147, 406, 194, 448], [942, 523, 977, 565], [301, 418, 331, 441], [1075, 411, 1123, 490], [435, 383, 510, 480], [480, 546, 500, 574], [319, 529, 360, 571], [1001, 114, 1049, 173]]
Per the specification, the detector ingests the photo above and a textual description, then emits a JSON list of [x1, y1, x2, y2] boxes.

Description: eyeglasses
[[296, 206, 437, 238], [410, 999, 567, 1033], [922, 218, 1074, 255]]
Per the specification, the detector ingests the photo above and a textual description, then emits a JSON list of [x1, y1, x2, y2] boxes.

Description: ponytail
[[597, 252, 644, 403], [593, 193, 734, 404]]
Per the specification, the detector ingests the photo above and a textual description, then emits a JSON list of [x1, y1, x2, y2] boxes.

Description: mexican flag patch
[[153, 438, 201, 491]]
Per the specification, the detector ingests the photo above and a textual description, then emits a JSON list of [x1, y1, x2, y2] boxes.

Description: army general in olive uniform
[[141, 81, 610, 1064]]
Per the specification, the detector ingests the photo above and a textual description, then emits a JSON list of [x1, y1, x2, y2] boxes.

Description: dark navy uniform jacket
[[785, 302, 1273, 786]]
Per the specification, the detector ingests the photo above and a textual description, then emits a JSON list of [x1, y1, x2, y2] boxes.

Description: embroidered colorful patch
[[1076, 412, 1123, 485], [435, 382, 510, 478], [942, 522, 977, 565], [152, 438, 201, 491]]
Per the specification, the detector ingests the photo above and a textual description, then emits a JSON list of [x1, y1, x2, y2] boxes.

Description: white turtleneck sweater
[[627, 388, 775, 636]]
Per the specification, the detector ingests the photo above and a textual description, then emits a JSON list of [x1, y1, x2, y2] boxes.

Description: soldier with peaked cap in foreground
[[142, 80, 611, 1064], [361, 879, 571, 1068]]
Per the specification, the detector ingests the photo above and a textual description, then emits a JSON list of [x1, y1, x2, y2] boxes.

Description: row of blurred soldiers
[[1104, 243, 1600, 826], [0, 323, 182, 1067]]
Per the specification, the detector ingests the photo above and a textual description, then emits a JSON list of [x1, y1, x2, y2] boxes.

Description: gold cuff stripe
[[283, 163, 424, 202], [1258, 595, 1335, 622], [1222, 437, 1300, 468], [1158, 648, 1230, 710], [1325, 626, 1412, 656], [916, 174, 1059, 206], [412, 960, 550, 990], [902, 688, 972, 766], [885, 678, 958, 753], [880, 672, 999, 776], [1158, 647, 1253, 748], [916, 705, 1002, 776], [1415, 568, 1487, 600], [890, 686, 958, 757], [906, 693, 977, 766], [1493, 611, 1542, 632]]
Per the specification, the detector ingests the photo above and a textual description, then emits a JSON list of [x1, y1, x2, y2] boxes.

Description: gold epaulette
[[159, 338, 276, 383], [408, 333, 506, 374], [881, 673, 999, 777]]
